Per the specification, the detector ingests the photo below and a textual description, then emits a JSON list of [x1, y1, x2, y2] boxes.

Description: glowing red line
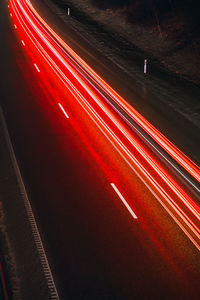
[[17, 0, 198, 192], [12, 0, 197, 216], [111, 183, 138, 219], [10, 0, 200, 250], [68, 82, 200, 243], [10, 0, 192, 210], [14, 0, 200, 222], [24, 0, 200, 183], [58, 103, 69, 119]]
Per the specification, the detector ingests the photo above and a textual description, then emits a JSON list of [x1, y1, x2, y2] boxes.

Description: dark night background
[[92, 0, 200, 41], [56, 0, 200, 85]]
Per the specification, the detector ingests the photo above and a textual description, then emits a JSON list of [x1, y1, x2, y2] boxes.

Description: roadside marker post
[[67, 8, 70, 16], [144, 59, 147, 74]]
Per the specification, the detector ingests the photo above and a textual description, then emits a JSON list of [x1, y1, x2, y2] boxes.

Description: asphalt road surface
[[1, 0, 200, 299]]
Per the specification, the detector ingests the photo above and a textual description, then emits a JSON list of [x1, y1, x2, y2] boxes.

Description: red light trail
[[21, 0, 200, 186], [9, 0, 200, 250]]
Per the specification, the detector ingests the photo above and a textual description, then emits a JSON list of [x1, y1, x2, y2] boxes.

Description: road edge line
[[0, 106, 59, 300]]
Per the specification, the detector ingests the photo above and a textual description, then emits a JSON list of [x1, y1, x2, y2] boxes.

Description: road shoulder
[[0, 106, 58, 299]]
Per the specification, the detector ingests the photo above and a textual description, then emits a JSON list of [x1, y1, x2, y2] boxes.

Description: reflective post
[[144, 59, 147, 74]]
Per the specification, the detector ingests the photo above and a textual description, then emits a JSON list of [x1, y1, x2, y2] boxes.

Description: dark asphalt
[[1, 0, 200, 299]]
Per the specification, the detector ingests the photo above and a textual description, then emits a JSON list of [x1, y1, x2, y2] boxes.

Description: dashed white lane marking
[[34, 63, 40, 72], [58, 102, 69, 119], [110, 183, 138, 219]]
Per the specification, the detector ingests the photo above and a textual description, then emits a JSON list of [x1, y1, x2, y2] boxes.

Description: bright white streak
[[58, 103, 69, 119], [111, 183, 138, 219], [34, 63, 40, 72]]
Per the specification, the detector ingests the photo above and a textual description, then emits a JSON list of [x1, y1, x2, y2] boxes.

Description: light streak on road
[[111, 183, 138, 219], [19, 0, 200, 185], [58, 103, 69, 119], [9, 0, 200, 250]]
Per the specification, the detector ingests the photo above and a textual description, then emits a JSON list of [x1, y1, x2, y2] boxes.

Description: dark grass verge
[[0, 107, 51, 300], [0, 202, 20, 300], [50, 0, 200, 88]]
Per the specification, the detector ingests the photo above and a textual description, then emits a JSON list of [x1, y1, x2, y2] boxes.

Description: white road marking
[[34, 63, 40, 72], [58, 103, 69, 119], [111, 183, 138, 219]]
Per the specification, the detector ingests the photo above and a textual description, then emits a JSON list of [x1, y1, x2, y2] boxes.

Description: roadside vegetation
[[59, 0, 200, 84]]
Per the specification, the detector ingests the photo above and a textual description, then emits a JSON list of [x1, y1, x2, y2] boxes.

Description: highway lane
[[11, 0, 200, 249], [13, 0, 200, 188], [1, 0, 200, 298], [32, 0, 200, 168]]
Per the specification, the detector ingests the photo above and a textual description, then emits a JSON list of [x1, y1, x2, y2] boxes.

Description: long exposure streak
[[22, 0, 200, 185], [9, 0, 200, 250]]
